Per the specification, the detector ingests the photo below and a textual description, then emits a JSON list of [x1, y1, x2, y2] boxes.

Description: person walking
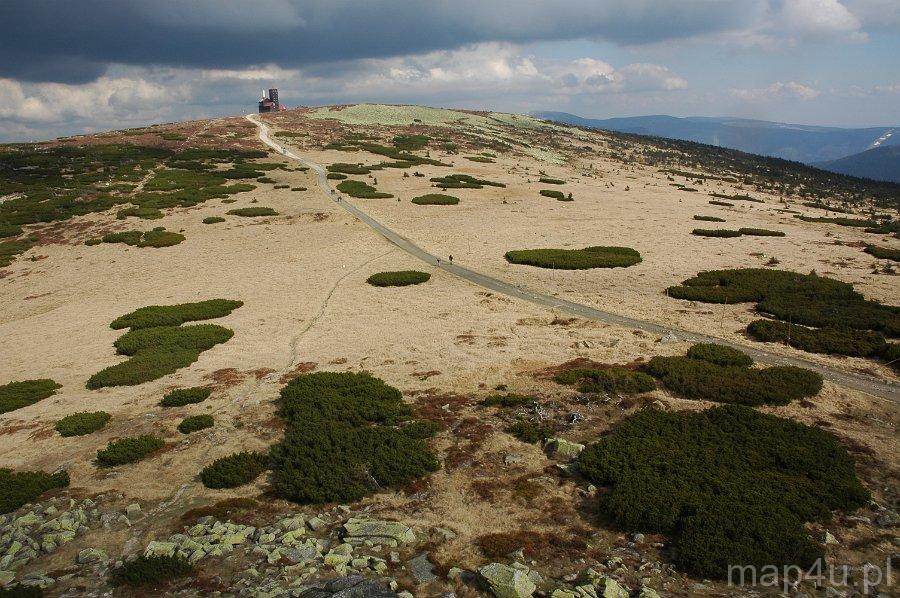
[[449, 255, 453, 264]]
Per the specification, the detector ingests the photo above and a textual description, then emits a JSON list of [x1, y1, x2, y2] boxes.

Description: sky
[[1, 0, 899, 141]]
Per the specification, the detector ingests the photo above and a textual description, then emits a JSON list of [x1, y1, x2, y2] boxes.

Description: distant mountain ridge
[[532, 111, 899, 168], [814, 146, 900, 183]]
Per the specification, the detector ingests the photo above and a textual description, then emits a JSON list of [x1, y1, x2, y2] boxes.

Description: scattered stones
[[479, 562, 536, 598], [296, 575, 398, 597], [659, 332, 678, 344]]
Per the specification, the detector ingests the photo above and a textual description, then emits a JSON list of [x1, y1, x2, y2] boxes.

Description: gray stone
[[504, 453, 522, 466], [659, 332, 678, 344], [144, 541, 177, 558], [479, 562, 536, 598], [408, 552, 438, 584], [125, 503, 142, 519], [597, 577, 628, 598], [296, 575, 398, 597], [638, 588, 661, 598], [308, 516, 328, 532]]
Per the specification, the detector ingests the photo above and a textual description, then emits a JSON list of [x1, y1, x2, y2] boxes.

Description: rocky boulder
[[479, 562, 536, 598], [342, 519, 415, 547]]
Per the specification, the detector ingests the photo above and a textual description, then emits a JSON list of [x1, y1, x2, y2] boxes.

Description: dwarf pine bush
[[96, 435, 164, 467], [505, 246, 641, 269], [576, 405, 869, 578], [366, 271, 430, 287], [161, 387, 212, 407], [0, 379, 61, 414], [411, 194, 459, 205], [178, 415, 213, 434], [55, 411, 111, 437], [110, 554, 193, 587], [0, 469, 70, 514]]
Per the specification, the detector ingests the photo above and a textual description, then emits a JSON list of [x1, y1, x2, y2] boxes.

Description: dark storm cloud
[[2, 0, 755, 83]]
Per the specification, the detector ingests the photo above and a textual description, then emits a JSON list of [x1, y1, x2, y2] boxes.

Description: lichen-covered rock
[[144, 540, 177, 558], [544, 438, 585, 460], [76, 548, 108, 564], [479, 562, 536, 598], [342, 519, 415, 546], [296, 575, 398, 597]]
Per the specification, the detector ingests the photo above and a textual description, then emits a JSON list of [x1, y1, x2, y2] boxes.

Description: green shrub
[[392, 135, 430, 151], [178, 415, 213, 434], [411, 194, 459, 205], [797, 215, 875, 227], [84, 238, 102, 246], [692, 228, 742, 238], [87, 324, 234, 388], [55, 411, 110, 437], [864, 245, 900, 261], [96, 435, 164, 467], [693, 215, 725, 222], [646, 348, 822, 406], [480, 393, 534, 408], [554, 367, 656, 394], [0, 584, 43, 597], [110, 554, 193, 587], [0, 379, 61, 414], [709, 192, 764, 203], [0, 236, 37, 267], [539, 189, 565, 200], [430, 174, 505, 189], [747, 319, 888, 358], [708, 200, 734, 207], [400, 420, 442, 439], [466, 156, 495, 163], [291, 187, 307, 192], [99, 229, 184, 248], [366, 270, 430, 287], [116, 206, 163, 220], [0, 224, 23, 238], [327, 163, 372, 175], [326, 173, 347, 180], [0, 469, 70, 514], [506, 421, 553, 444], [686, 343, 753, 366], [739, 227, 785, 237], [110, 299, 242, 330], [576, 405, 869, 578], [200, 451, 268, 489], [256, 177, 276, 184], [336, 180, 393, 199], [666, 268, 899, 336], [202, 216, 225, 224], [227, 207, 278, 217], [539, 177, 565, 185], [505, 246, 641, 269], [161, 387, 212, 407], [269, 372, 439, 503]]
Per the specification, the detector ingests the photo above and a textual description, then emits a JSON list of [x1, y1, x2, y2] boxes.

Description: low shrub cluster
[[336, 180, 393, 199], [667, 268, 899, 337], [506, 421, 553, 444], [430, 174, 505, 189], [505, 246, 641, 269], [0, 469, 70, 514], [693, 215, 725, 222], [109, 554, 193, 587], [865, 244, 900, 261], [708, 200, 734, 207], [110, 299, 242, 330], [685, 343, 753, 366], [326, 173, 347, 180], [227, 207, 278, 217], [738, 227, 786, 237], [576, 405, 869, 578], [411, 194, 459, 205], [539, 177, 565, 185], [87, 324, 234, 388], [747, 319, 890, 358], [0, 236, 37, 267], [200, 451, 268, 489], [708, 192, 764, 203], [480, 393, 534, 408], [202, 216, 225, 224], [692, 228, 742, 238], [96, 435, 164, 467], [0, 224, 23, 238], [55, 411, 110, 437], [554, 367, 655, 395], [465, 156, 495, 163], [400, 420, 442, 439], [327, 163, 372, 175], [366, 270, 430, 287], [89, 300, 241, 389], [0, 379, 61, 414], [108, 228, 185, 248], [269, 372, 439, 503], [161, 387, 212, 407], [539, 189, 568, 200], [797, 215, 875, 228], [646, 344, 822, 406], [178, 414, 213, 434]]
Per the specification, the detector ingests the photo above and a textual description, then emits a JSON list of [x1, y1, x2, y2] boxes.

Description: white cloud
[[201, 65, 300, 82], [730, 81, 821, 101]]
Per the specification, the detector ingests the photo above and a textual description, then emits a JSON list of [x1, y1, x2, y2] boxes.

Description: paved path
[[246, 114, 899, 402]]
